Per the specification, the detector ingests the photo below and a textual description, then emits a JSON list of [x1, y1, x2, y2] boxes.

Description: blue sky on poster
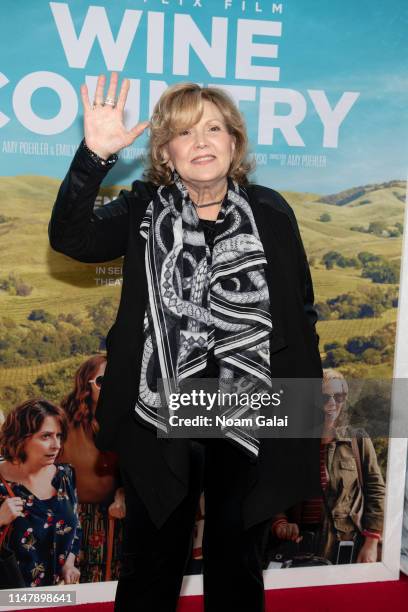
[[0, 0, 407, 193]]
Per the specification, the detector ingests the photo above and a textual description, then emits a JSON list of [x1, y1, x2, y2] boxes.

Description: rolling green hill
[[0, 176, 123, 324], [293, 184, 405, 262]]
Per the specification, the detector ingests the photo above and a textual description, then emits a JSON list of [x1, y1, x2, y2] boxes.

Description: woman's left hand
[[356, 538, 378, 563], [61, 562, 80, 584]]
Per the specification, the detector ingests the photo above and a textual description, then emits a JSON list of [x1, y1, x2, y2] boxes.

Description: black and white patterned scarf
[[135, 172, 272, 459]]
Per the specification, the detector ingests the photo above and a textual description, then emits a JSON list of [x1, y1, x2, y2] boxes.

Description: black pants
[[115, 438, 271, 612]]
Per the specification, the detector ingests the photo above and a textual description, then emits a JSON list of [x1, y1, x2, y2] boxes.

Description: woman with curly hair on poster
[[60, 354, 125, 583], [0, 399, 81, 587]]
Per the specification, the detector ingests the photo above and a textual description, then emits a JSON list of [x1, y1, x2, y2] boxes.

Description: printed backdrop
[[0, 0, 407, 591]]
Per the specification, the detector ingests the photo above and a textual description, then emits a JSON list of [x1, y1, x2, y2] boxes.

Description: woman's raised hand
[[80, 72, 150, 160]]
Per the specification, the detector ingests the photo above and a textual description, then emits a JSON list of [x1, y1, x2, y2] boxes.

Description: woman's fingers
[[80, 73, 148, 151], [116, 78, 130, 112], [3, 497, 25, 519], [277, 522, 300, 541], [80, 84, 92, 113], [93, 74, 106, 106], [68, 568, 80, 584], [13, 501, 24, 516], [10, 497, 24, 510], [105, 71, 119, 104], [124, 120, 150, 146]]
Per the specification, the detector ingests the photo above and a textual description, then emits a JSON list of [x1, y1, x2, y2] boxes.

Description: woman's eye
[[210, 125, 221, 132], [179, 129, 190, 136]]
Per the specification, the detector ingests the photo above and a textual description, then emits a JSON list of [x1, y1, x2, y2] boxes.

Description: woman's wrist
[[361, 529, 381, 541], [82, 139, 118, 167], [63, 552, 76, 568]]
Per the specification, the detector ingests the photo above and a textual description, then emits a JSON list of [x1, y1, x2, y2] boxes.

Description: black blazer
[[49, 141, 324, 529]]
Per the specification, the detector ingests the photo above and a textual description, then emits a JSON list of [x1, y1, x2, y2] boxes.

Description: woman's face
[[89, 360, 106, 405], [322, 378, 347, 424], [23, 416, 63, 466], [164, 100, 236, 191]]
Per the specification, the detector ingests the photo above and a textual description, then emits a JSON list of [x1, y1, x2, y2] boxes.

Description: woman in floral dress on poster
[[0, 399, 81, 587]]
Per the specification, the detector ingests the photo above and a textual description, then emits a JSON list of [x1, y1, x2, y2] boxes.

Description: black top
[[197, 218, 218, 378], [198, 217, 217, 254]]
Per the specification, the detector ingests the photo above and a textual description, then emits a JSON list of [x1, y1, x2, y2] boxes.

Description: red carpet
[[18, 572, 408, 612]]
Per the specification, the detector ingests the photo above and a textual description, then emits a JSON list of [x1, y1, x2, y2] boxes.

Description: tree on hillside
[[323, 348, 352, 367], [362, 260, 400, 284], [350, 382, 391, 439], [361, 348, 382, 365], [350, 225, 367, 233], [315, 302, 332, 320], [357, 252, 381, 265], [0, 273, 32, 297], [87, 296, 118, 348], [34, 360, 90, 404], [319, 213, 331, 222], [368, 221, 388, 236], [345, 336, 371, 355], [322, 251, 342, 269], [323, 341, 341, 351], [28, 310, 56, 324], [321, 251, 359, 270]]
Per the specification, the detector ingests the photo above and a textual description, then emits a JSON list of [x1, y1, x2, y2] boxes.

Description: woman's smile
[[191, 154, 216, 164]]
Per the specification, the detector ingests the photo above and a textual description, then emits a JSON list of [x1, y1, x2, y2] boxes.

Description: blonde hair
[[322, 368, 349, 395], [144, 82, 254, 186], [322, 368, 349, 427]]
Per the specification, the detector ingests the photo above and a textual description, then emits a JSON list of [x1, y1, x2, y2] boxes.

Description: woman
[[49, 72, 323, 611], [0, 399, 81, 587], [60, 355, 125, 582], [271, 368, 385, 564]]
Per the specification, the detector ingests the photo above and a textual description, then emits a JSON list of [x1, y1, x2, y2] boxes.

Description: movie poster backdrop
[[0, 0, 407, 604]]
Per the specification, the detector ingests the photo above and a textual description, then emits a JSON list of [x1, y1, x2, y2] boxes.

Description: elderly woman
[[271, 368, 385, 564], [49, 72, 323, 611], [0, 399, 81, 587]]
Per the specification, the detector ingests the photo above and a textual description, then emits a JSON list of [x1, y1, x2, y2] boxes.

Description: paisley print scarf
[[135, 172, 272, 459]]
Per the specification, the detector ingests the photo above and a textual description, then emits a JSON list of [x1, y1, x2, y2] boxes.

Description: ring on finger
[[104, 97, 116, 107]]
